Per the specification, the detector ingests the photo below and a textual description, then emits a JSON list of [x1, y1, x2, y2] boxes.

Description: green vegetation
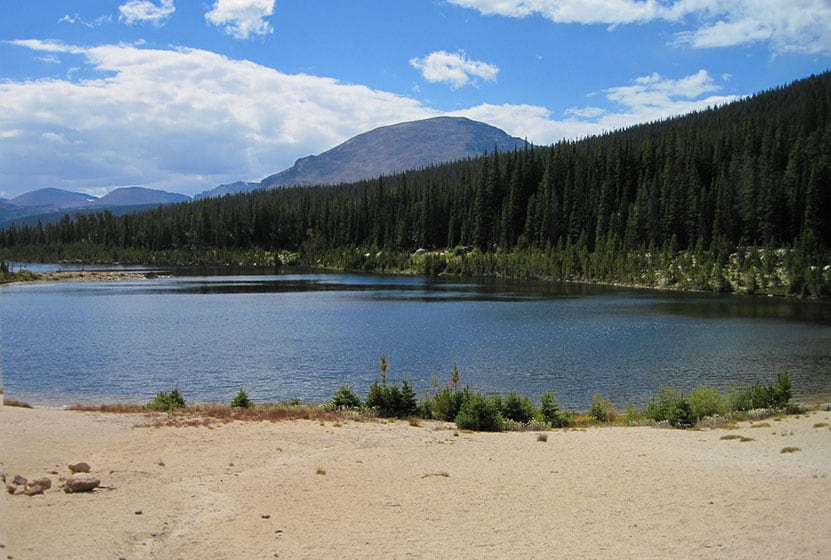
[[328, 385, 362, 410], [54, 367, 803, 434], [146, 388, 186, 411], [0, 260, 38, 284], [230, 387, 253, 408], [3, 73, 830, 297]]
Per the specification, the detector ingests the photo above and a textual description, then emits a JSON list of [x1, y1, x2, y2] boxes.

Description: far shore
[[2, 404, 830, 559]]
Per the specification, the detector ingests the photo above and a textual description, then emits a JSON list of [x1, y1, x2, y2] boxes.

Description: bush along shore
[[40, 358, 808, 433]]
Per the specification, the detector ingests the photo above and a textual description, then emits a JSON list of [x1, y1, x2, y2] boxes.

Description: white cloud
[[457, 70, 739, 146], [205, 0, 275, 39], [119, 0, 175, 25], [60, 13, 113, 27], [410, 50, 499, 89], [0, 41, 432, 196], [0, 42, 743, 198], [449, 0, 831, 55]]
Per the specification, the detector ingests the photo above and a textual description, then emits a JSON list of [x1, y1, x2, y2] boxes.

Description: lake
[[2, 266, 830, 409]]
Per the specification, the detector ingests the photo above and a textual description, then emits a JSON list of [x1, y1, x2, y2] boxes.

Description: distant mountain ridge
[[196, 116, 526, 198], [1, 186, 190, 226], [5, 116, 525, 219]]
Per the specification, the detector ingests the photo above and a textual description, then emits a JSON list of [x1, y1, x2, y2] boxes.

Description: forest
[[2, 72, 830, 296]]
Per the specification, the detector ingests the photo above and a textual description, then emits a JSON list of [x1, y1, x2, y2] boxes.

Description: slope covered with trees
[[2, 72, 830, 296]]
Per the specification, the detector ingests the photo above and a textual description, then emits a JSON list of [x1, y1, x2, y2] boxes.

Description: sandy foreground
[[1, 406, 830, 560]]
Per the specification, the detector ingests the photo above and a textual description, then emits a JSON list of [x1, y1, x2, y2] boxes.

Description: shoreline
[[2, 405, 830, 559]]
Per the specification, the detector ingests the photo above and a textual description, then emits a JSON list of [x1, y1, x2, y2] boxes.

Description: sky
[[1, 1, 830, 200]]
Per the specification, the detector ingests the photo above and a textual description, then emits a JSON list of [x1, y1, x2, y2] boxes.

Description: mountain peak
[[261, 116, 525, 189]]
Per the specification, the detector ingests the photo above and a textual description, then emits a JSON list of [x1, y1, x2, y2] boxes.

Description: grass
[[720, 434, 754, 442], [316, 467, 326, 475], [749, 422, 772, 428], [3, 399, 33, 408], [781, 446, 801, 454], [536, 433, 548, 442], [420, 472, 450, 479], [813, 422, 829, 428], [68, 401, 345, 427]]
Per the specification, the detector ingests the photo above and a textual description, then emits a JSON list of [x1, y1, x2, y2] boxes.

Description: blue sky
[[1, 1, 829, 199]]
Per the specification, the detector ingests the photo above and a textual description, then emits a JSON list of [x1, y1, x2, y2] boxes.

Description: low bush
[[230, 387, 253, 408], [430, 386, 465, 421], [454, 390, 504, 432], [689, 384, 726, 419], [729, 372, 792, 412], [646, 386, 694, 427], [501, 390, 537, 423], [329, 385, 362, 410], [588, 392, 616, 423], [540, 392, 574, 427], [147, 388, 186, 411], [366, 378, 417, 418]]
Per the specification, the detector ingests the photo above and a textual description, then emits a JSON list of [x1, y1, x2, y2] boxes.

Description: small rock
[[47, 470, 59, 475], [6, 484, 17, 495], [68, 462, 91, 474], [23, 485, 43, 497], [12, 475, 27, 486], [135, 510, 143, 515], [28, 477, 52, 490], [64, 475, 100, 493], [261, 514, 271, 519]]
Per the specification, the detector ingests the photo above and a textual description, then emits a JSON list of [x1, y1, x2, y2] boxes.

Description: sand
[[2, 406, 830, 560]]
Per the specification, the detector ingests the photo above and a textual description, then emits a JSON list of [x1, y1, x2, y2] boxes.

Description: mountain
[[194, 181, 260, 200], [96, 187, 189, 206], [260, 116, 526, 189], [11, 187, 96, 209], [1, 186, 190, 227]]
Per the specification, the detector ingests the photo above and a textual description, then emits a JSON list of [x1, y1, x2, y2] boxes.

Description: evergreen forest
[[2, 72, 830, 296]]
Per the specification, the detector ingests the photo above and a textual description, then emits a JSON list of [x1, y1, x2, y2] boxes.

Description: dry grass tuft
[[749, 422, 772, 428], [67, 403, 145, 413], [316, 467, 327, 475], [3, 399, 33, 409], [781, 446, 801, 454], [536, 433, 548, 442], [813, 422, 829, 429], [420, 472, 450, 479], [720, 434, 754, 442]]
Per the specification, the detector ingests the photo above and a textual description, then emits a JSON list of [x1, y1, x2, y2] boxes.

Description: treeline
[[2, 72, 830, 295]]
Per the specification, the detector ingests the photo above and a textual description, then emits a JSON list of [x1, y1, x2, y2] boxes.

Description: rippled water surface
[[2, 268, 830, 408]]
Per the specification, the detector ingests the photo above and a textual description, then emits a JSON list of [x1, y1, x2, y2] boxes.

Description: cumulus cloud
[[0, 42, 742, 197], [119, 0, 175, 25], [455, 70, 739, 145], [410, 50, 499, 89], [205, 0, 275, 39], [449, 0, 831, 55], [0, 41, 432, 196]]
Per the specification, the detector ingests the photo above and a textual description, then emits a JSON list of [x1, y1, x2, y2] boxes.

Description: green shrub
[[330, 385, 362, 409], [431, 386, 465, 421], [729, 372, 793, 412], [689, 384, 725, 419], [366, 378, 418, 418], [539, 392, 574, 427], [589, 392, 616, 423], [230, 387, 253, 408], [147, 388, 186, 411], [454, 390, 504, 432], [501, 390, 537, 423]]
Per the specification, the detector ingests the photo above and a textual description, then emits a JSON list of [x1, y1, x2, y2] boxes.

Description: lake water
[[2, 267, 830, 409]]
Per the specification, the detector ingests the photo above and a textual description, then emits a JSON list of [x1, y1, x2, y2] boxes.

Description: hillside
[[260, 116, 526, 189]]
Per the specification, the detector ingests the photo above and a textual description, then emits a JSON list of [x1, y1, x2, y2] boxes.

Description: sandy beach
[[2, 405, 830, 560]]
